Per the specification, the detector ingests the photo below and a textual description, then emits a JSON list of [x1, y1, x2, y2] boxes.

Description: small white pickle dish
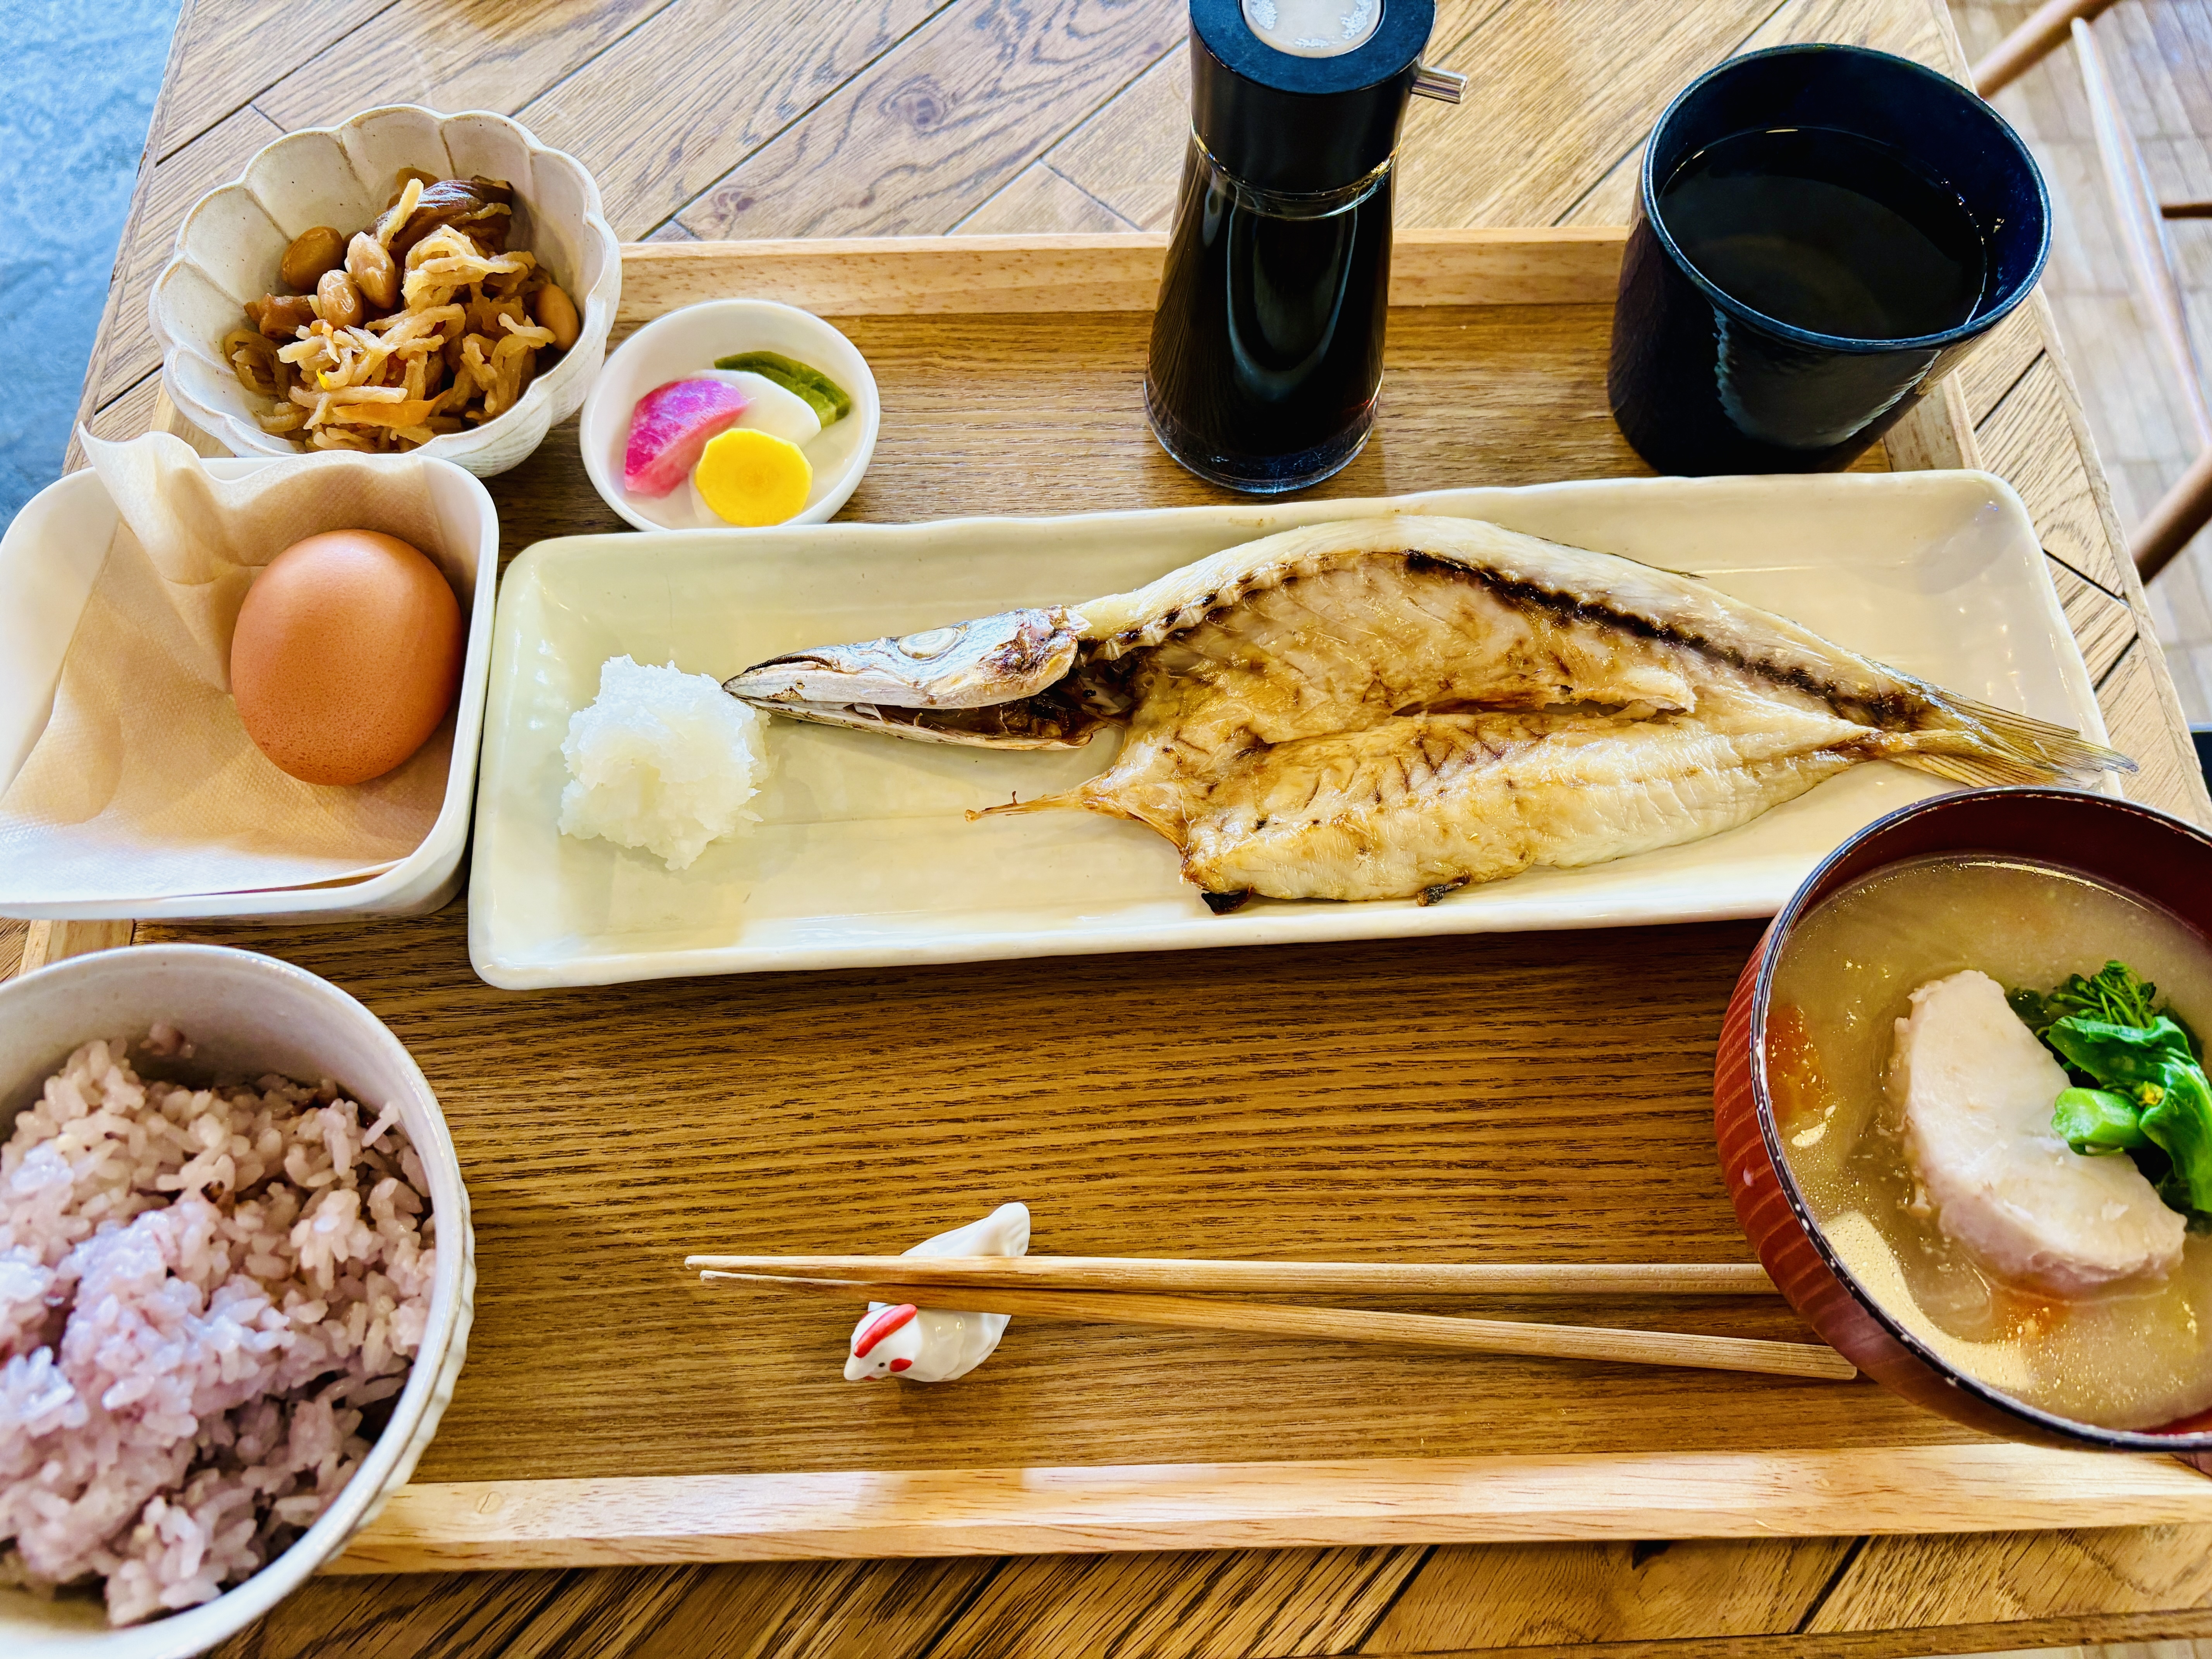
[[149, 105, 619, 477], [579, 297, 881, 532], [0, 453, 498, 921], [0, 943, 474, 1659]]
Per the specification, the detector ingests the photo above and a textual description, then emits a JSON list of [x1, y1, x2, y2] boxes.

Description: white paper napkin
[[0, 433, 455, 904]]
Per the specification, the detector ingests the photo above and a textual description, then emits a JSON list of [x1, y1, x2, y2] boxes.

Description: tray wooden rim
[[614, 226, 1631, 320], [337, 1445, 2212, 1572], [139, 227, 2166, 1574]]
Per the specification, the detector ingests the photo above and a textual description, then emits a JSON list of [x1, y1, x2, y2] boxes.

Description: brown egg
[[230, 530, 464, 786]]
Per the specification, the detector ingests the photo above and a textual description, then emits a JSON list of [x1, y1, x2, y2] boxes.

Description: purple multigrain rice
[[0, 1034, 435, 1624]]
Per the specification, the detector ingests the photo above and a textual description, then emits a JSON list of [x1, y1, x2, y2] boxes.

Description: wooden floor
[[1954, 0, 2212, 723]]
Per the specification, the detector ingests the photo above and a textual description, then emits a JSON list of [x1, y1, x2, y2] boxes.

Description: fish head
[[724, 607, 1082, 711]]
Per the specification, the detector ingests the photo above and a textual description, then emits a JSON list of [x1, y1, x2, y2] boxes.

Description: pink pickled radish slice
[[623, 378, 752, 496]]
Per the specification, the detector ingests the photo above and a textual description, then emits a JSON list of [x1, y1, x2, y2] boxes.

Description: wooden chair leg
[[2135, 445, 2212, 582], [2076, 17, 2212, 452], [1973, 0, 2123, 98]]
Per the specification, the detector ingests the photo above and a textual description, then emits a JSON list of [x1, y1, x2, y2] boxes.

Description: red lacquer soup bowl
[[1715, 786, 2212, 1464]]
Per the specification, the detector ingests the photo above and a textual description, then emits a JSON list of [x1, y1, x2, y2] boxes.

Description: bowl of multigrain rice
[[0, 945, 472, 1656]]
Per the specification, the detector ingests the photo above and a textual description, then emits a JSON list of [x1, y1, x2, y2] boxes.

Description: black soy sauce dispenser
[[1145, 0, 1464, 493]]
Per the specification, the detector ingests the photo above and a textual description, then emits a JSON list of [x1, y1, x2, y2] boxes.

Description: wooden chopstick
[[697, 1271, 1853, 1382], [679, 1255, 1779, 1297]]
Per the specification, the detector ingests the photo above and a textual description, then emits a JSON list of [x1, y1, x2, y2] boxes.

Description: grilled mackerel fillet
[[725, 515, 2132, 909]]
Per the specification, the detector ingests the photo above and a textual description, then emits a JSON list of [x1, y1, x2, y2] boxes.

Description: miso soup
[[1769, 855, 2212, 1431]]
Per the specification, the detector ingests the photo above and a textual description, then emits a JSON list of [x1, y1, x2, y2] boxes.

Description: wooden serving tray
[[139, 230, 2212, 1573]]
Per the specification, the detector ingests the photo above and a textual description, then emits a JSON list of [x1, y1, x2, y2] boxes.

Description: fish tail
[[1885, 750, 2059, 787], [1876, 686, 2136, 787]]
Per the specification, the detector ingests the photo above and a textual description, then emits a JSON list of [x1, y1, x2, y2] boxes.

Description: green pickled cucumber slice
[[713, 351, 852, 424]]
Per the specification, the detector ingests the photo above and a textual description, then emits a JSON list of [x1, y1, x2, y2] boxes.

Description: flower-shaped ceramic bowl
[[149, 106, 620, 478]]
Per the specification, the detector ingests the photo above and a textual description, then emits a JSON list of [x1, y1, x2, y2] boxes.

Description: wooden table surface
[[33, 0, 2212, 1654]]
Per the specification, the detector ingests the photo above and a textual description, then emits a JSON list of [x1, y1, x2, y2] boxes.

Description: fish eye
[[896, 626, 962, 658]]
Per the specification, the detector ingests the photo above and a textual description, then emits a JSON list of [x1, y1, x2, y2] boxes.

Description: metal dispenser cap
[[1240, 0, 1382, 58], [1190, 0, 1439, 195]]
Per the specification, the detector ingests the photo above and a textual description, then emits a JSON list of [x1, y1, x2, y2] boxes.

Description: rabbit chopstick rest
[[843, 1202, 1031, 1382]]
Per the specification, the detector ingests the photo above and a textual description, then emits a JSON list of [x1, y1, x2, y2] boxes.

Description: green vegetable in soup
[[2047, 1018, 2212, 1226], [2013, 962, 2212, 1230], [2051, 1086, 2152, 1153], [2045, 1012, 2198, 1085], [714, 351, 852, 424], [2010, 961, 2202, 1061]]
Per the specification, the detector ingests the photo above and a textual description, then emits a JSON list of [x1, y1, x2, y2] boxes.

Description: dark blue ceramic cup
[[1608, 45, 2049, 475]]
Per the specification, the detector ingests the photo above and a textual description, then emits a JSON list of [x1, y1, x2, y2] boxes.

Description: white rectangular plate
[[470, 474, 2108, 988]]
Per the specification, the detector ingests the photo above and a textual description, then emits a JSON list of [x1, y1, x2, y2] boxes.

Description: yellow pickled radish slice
[[694, 428, 812, 527]]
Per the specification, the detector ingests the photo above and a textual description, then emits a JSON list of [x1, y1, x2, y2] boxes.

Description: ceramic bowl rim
[[1745, 785, 2212, 1451], [1637, 42, 2053, 355], [576, 296, 881, 533]]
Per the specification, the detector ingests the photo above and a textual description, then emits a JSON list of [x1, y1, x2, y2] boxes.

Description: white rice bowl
[[1, 1036, 433, 1624], [0, 945, 471, 1658]]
